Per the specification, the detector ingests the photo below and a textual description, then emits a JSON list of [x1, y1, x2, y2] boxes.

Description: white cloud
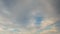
[[40, 17, 58, 29]]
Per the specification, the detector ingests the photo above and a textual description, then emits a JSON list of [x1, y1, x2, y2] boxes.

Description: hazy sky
[[0, 0, 60, 34]]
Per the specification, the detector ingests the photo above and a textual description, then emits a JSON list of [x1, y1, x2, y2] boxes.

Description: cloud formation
[[0, 0, 60, 34]]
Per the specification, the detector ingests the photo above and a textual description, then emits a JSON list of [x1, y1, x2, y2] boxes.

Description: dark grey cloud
[[3, 0, 16, 8]]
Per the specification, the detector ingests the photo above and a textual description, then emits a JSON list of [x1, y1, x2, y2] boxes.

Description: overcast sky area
[[0, 0, 60, 34]]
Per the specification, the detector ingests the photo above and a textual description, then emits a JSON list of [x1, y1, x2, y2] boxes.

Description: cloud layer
[[0, 0, 60, 34]]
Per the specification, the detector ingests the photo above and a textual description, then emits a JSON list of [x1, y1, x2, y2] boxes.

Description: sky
[[0, 0, 60, 34]]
